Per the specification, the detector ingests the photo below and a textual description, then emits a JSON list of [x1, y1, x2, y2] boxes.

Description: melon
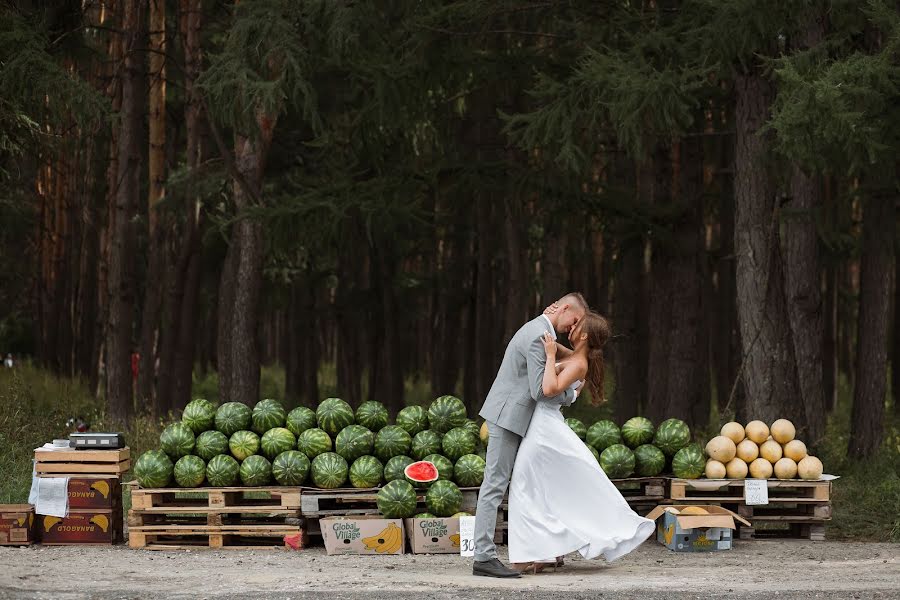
[[404, 460, 439, 486], [736, 439, 760, 463], [725, 457, 748, 479], [783, 439, 807, 462], [744, 420, 769, 444], [797, 455, 823, 480], [770, 419, 796, 444], [749, 457, 773, 479], [479, 421, 489, 445], [680, 506, 709, 515], [705, 436, 737, 463], [720, 421, 745, 444], [705, 459, 727, 479], [774, 457, 798, 480], [759, 439, 783, 464]]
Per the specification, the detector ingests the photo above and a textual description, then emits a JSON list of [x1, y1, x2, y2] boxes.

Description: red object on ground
[[130, 352, 139, 381]]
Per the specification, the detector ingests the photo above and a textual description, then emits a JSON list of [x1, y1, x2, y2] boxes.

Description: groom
[[472, 292, 588, 578]]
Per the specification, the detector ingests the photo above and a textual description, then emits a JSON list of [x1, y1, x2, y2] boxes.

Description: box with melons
[[703, 419, 826, 481]]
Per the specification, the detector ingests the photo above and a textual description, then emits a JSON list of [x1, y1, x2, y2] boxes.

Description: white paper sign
[[744, 479, 769, 505], [458, 516, 476, 557]]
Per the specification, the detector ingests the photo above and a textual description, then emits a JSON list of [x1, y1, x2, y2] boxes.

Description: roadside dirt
[[1, 541, 897, 599]]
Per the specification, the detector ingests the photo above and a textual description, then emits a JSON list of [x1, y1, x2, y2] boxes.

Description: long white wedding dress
[[507, 395, 655, 564]]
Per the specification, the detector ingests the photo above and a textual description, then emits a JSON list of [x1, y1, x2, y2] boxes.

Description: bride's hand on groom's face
[[541, 332, 557, 358]]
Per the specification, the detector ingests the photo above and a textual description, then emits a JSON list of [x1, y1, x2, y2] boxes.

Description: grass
[[1, 363, 897, 542]]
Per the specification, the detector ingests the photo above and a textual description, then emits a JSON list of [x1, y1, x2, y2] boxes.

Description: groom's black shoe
[[473, 558, 521, 578]]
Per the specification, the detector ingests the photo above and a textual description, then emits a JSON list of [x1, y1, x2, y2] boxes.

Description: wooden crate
[[0, 504, 35, 546], [610, 477, 669, 502], [128, 524, 306, 550], [734, 502, 831, 541], [299, 487, 479, 518], [34, 448, 131, 475], [130, 486, 302, 511], [670, 479, 831, 503]]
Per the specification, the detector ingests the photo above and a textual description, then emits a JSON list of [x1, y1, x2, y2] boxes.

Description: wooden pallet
[[34, 448, 131, 475], [128, 510, 303, 528], [670, 479, 831, 503], [129, 524, 306, 550], [299, 487, 479, 517], [734, 502, 830, 541], [130, 486, 302, 510], [610, 477, 668, 503]]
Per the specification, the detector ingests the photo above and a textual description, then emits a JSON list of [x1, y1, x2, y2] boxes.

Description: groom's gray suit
[[474, 315, 576, 563]]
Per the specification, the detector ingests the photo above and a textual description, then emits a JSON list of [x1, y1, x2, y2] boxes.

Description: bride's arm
[[540, 333, 583, 397]]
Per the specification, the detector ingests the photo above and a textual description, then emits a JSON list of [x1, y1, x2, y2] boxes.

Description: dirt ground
[[0, 541, 898, 600]]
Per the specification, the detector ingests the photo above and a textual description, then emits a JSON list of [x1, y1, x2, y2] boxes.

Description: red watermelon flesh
[[404, 460, 439, 483]]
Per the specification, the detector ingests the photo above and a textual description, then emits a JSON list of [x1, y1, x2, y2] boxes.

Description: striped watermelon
[[239, 455, 272, 486], [654, 418, 691, 456], [376, 480, 417, 518], [335, 424, 375, 462], [215, 402, 252, 436], [427, 395, 467, 434], [421, 454, 454, 484], [296, 427, 332, 459], [355, 401, 389, 432], [586, 420, 622, 452], [425, 480, 463, 517], [134, 450, 173, 488], [310, 452, 348, 488], [374, 425, 412, 462], [383, 455, 415, 483], [599, 444, 635, 478], [173, 455, 206, 488], [396, 405, 428, 436], [621, 416, 655, 448], [228, 430, 260, 461], [272, 450, 310, 485], [316, 398, 355, 437], [261, 427, 296, 459], [285, 406, 317, 437], [194, 430, 228, 461], [206, 454, 240, 486], [252, 399, 286, 434], [453, 454, 485, 487], [349, 455, 384, 488], [411, 430, 443, 460], [672, 444, 705, 479], [634, 443, 666, 476], [160, 422, 196, 460], [566, 418, 587, 440], [441, 427, 477, 462], [182, 398, 216, 434]]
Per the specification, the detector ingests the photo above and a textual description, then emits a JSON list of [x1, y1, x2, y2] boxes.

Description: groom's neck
[[542, 312, 559, 331]]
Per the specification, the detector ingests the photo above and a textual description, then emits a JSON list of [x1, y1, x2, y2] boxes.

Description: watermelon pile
[[134, 395, 489, 492]]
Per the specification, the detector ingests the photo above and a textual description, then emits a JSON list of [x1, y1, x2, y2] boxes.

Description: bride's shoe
[[511, 562, 551, 574]]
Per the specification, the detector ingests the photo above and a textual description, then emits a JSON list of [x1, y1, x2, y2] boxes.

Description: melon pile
[[704, 419, 824, 480]]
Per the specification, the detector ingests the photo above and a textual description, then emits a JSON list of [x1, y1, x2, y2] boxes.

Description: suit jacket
[[478, 316, 575, 436]]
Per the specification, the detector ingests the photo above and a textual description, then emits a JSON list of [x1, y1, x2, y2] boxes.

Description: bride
[[507, 310, 655, 572]]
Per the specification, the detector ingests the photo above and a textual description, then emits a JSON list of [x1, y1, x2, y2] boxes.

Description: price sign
[[744, 479, 769, 505], [458, 515, 476, 557]]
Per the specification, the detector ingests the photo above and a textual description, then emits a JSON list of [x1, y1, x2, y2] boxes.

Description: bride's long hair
[[581, 311, 611, 404]]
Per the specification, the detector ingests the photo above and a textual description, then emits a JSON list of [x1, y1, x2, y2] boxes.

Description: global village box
[[0, 504, 35, 546], [320, 516, 406, 555], [645, 505, 751, 552], [403, 517, 461, 554]]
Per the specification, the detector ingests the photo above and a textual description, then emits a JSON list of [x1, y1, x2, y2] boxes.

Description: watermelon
[[215, 402, 252, 436], [587, 444, 601, 463], [462, 419, 481, 441], [356, 401, 389, 431], [252, 398, 286, 434], [194, 430, 229, 461], [206, 454, 240, 486], [425, 480, 463, 517], [173, 455, 206, 488], [285, 406, 317, 437], [229, 430, 260, 461], [349, 455, 384, 488], [376, 479, 417, 518], [566, 418, 588, 440], [240, 454, 272, 486], [310, 452, 348, 488], [396, 405, 428, 436], [261, 427, 296, 459], [453, 454, 486, 487], [414, 512, 437, 519], [621, 416, 655, 448], [374, 425, 412, 463], [672, 443, 705, 479], [586, 420, 622, 452], [422, 454, 454, 484], [335, 424, 375, 462], [427, 395, 468, 434], [633, 443, 666, 476], [160, 422, 196, 460], [383, 455, 415, 483], [316, 397, 355, 437], [296, 427, 332, 459], [654, 418, 691, 456], [404, 460, 439, 486], [182, 398, 216, 434], [599, 444, 635, 478], [134, 450, 173, 488], [411, 429, 443, 460], [441, 427, 477, 462], [272, 450, 310, 485]]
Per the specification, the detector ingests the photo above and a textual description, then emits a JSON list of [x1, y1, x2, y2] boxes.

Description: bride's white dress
[[507, 393, 655, 564]]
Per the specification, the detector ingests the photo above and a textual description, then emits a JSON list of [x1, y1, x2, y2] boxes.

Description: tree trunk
[[733, 70, 802, 426], [105, 0, 146, 422], [848, 180, 895, 457]]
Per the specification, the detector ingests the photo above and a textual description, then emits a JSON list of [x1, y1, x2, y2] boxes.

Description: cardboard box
[[38, 509, 123, 545], [403, 517, 461, 554], [645, 505, 751, 552], [0, 505, 35, 545], [320, 516, 405, 555], [36, 476, 121, 509]]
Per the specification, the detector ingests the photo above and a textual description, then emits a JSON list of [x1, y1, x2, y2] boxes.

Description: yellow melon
[[774, 457, 798, 480], [744, 420, 769, 444], [736, 439, 759, 463], [783, 439, 807, 462], [749, 458, 773, 479], [705, 436, 737, 463], [680, 506, 709, 515], [797, 455, 823, 480], [759, 439, 783, 464], [725, 457, 748, 479], [720, 422, 746, 444], [770, 419, 796, 444], [705, 459, 727, 479], [480, 422, 489, 445]]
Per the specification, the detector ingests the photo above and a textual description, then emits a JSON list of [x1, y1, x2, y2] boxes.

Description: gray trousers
[[473, 420, 521, 562]]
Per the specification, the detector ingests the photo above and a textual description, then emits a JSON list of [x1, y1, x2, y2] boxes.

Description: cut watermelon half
[[404, 460, 439, 485]]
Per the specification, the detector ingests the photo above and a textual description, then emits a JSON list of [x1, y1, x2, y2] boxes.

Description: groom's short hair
[[560, 292, 589, 312]]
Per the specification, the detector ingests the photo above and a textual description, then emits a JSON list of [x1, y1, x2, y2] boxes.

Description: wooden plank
[[35, 460, 130, 474], [130, 506, 300, 515], [34, 448, 130, 462], [130, 487, 302, 509]]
